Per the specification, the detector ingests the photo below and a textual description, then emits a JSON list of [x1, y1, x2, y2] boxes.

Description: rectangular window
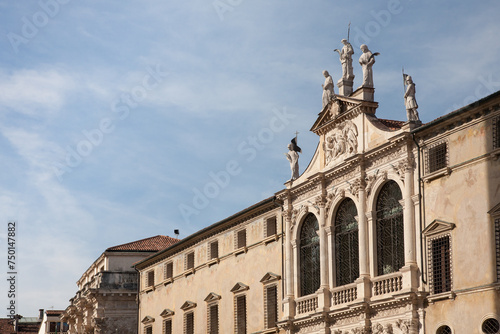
[[427, 142, 448, 173], [494, 116, 500, 149], [209, 241, 219, 260], [236, 229, 247, 249], [207, 304, 219, 334], [430, 235, 452, 294], [163, 319, 172, 334], [164, 262, 173, 280], [147, 270, 155, 287], [265, 285, 278, 329], [144, 326, 153, 334], [235, 295, 247, 334], [184, 312, 194, 334], [265, 217, 277, 237], [186, 252, 195, 270]]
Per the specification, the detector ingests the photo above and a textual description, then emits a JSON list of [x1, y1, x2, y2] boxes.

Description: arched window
[[376, 180, 404, 275], [335, 198, 359, 286], [299, 213, 320, 296]]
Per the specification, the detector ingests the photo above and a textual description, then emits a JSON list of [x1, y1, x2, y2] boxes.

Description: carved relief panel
[[324, 120, 358, 167]]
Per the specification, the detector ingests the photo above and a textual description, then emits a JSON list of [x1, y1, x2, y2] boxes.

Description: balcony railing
[[372, 272, 403, 296], [331, 283, 357, 306], [295, 294, 318, 314]]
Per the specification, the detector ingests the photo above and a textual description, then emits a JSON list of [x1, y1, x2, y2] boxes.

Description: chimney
[[39, 309, 44, 320]]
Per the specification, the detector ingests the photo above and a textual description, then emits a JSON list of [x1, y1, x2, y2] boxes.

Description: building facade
[[62, 235, 178, 334], [134, 74, 500, 333]]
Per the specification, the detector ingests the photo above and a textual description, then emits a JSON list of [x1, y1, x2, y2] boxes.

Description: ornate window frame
[[264, 215, 278, 243], [333, 197, 359, 287], [260, 272, 281, 330], [184, 251, 195, 276], [231, 282, 249, 334], [298, 213, 321, 296], [423, 219, 455, 302], [235, 228, 248, 255], [208, 240, 219, 266], [204, 293, 221, 334], [141, 316, 155, 334], [163, 261, 173, 285], [181, 301, 196, 334], [160, 309, 174, 334]]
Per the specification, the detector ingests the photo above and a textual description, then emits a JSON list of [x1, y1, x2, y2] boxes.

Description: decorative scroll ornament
[[324, 120, 358, 166], [347, 178, 362, 198], [393, 156, 415, 180], [290, 205, 309, 231], [372, 323, 393, 334]]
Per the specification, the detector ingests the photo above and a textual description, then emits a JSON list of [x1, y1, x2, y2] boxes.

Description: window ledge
[[491, 147, 500, 160], [144, 286, 155, 293], [207, 258, 219, 267], [427, 290, 455, 303], [263, 234, 278, 244], [163, 278, 173, 286], [184, 268, 195, 277], [423, 167, 451, 183], [234, 247, 248, 256]]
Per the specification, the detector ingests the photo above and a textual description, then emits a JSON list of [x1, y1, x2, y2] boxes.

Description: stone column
[[401, 157, 419, 292], [403, 161, 417, 265], [283, 213, 295, 319], [316, 203, 331, 311], [356, 182, 371, 301]]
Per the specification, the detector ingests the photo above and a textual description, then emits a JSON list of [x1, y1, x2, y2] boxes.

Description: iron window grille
[[494, 116, 500, 150], [376, 181, 404, 276], [234, 295, 247, 334], [265, 216, 277, 237], [426, 141, 448, 173], [436, 325, 452, 334], [264, 285, 278, 329], [184, 312, 194, 334], [335, 198, 359, 286], [147, 270, 155, 287], [236, 229, 247, 249], [185, 252, 195, 270], [209, 241, 219, 260], [299, 213, 321, 296], [483, 318, 500, 334], [207, 303, 219, 334], [164, 262, 173, 280], [163, 319, 172, 334], [428, 234, 452, 294]]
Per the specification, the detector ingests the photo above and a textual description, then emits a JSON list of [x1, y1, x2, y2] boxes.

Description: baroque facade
[[134, 62, 500, 333], [61, 235, 178, 334]]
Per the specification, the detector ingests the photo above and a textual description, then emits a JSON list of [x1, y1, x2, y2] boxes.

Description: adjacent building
[[62, 235, 178, 334], [134, 75, 500, 333]]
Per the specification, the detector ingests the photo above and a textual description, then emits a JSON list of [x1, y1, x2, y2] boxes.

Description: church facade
[[135, 45, 500, 333]]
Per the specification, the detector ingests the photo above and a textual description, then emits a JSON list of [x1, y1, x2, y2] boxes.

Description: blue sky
[[0, 0, 499, 317]]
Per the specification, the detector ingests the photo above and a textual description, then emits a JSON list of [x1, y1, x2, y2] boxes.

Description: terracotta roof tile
[[377, 118, 406, 130], [0, 318, 13, 333], [106, 235, 180, 252]]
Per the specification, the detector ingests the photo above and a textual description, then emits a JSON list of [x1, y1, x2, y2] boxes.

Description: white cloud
[[0, 69, 76, 116]]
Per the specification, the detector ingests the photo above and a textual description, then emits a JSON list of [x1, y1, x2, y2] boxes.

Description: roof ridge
[[106, 235, 180, 252]]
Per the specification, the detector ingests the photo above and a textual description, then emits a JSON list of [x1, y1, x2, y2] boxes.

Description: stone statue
[[404, 75, 420, 122], [359, 44, 378, 88], [285, 138, 301, 181], [334, 39, 354, 80], [322, 70, 335, 108]]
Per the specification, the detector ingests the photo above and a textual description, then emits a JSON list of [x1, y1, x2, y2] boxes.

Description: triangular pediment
[[422, 219, 455, 237], [141, 316, 155, 324], [488, 202, 500, 216], [204, 292, 221, 302], [160, 309, 175, 317], [230, 282, 249, 293], [180, 301, 197, 311], [260, 272, 281, 284]]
